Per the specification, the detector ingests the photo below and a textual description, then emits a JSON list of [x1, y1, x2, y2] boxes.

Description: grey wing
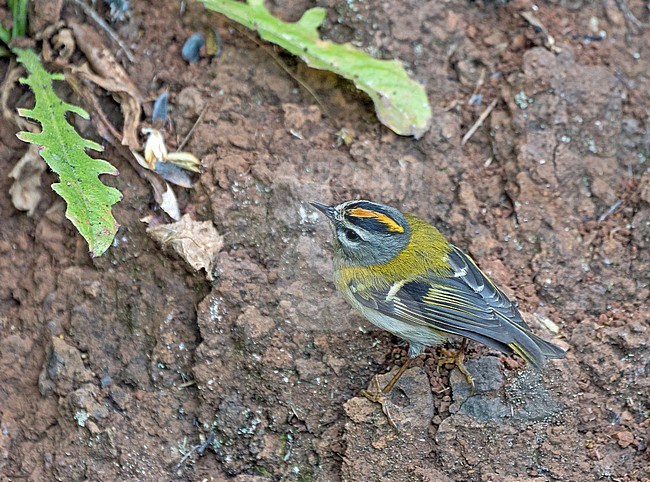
[[445, 245, 566, 362], [349, 246, 565, 366], [445, 245, 528, 329]]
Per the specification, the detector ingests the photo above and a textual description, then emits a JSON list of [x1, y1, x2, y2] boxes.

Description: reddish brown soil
[[1, 0, 648, 480]]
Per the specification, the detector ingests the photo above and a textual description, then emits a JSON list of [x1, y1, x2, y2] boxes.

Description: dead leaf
[[147, 214, 224, 280], [52, 28, 76, 63], [9, 145, 46, 216], [68, 22, 142, 149], [142, 128, 167, 167], [142, 127, 202, 173], [1, 66, 34, 132], [129, 158, 182, 219], [533, 313, 561, 334], [134, 128, 201, 188], [159, 183, 181, 221], [40, 21, 67, 65], [153, 162, 193, 189]]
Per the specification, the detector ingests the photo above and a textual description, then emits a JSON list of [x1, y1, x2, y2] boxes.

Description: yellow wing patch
[[346, 207, 405, 233]]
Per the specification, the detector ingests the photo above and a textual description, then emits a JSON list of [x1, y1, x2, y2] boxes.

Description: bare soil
[[1, 0, 648, 480]]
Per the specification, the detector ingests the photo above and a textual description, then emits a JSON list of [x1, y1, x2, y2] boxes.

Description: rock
[[615, 430, 635, 448], [38, 337, 93, 397], [176, 87, 206, 118], [448, 356, 564, 423], [342, 367, 439, 479], [281, 103, 322, 133], [503, 368, 565, 422], [294, 357, 327, 381], [66, 384, 110, 427], [450, 356, 505, 404], [99, 375, 112, 389]]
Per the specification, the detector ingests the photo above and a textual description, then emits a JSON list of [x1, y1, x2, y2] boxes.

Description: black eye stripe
[[348, 218, 393, 234], [344, 228, 360, 241]]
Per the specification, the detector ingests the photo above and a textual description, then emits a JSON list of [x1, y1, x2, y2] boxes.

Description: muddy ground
[[0, 0, 648, 480]]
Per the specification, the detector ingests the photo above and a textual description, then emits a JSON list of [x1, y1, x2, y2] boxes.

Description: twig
[[65, 72, 124, 143], [68, 0, 135, 62], [443, 99, 460, 111], [520, 11, 561, 54], [461, 98, 498, 146], [176, 431, 216, 468], [177, 105, 208, 152], [176, 443, 200, 467], [468, 67, 485, 103], [598, 199, 622, 223]]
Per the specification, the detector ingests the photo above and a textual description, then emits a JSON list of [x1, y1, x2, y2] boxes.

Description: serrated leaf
[[14, 48, 122, 257], [201, 0, 432, 138]]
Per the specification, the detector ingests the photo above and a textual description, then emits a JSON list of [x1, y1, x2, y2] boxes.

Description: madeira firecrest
[[311, 199, 565, 419]]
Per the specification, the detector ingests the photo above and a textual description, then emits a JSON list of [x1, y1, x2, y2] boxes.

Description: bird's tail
[[508, 330, 566, 369]]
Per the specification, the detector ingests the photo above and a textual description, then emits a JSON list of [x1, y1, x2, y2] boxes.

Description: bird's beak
[[309, 201, 336, 222]]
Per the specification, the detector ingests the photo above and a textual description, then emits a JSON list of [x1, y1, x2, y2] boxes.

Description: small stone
[[99, 375, 112, 389], [615, 431, 635, 448]]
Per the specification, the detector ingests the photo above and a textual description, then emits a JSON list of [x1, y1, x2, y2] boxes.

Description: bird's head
[[310, 200, 411, 266]]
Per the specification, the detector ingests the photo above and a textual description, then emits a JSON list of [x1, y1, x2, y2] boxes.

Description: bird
[[310, 199, 565, 424]]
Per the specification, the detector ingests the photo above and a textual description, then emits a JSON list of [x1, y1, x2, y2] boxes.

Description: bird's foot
[[437, 347, 475, 395], [360, 375, 399, 431]]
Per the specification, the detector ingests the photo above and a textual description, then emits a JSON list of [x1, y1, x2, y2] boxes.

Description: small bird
[[311, 200, 565, 422]]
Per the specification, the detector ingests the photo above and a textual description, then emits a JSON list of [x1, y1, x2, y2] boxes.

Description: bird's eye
[[343, 228, 360, 242]]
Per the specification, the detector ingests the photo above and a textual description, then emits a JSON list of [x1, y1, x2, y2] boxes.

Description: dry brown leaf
[[40, 21, 67, 65], [9, 145, 46, 216], [132, 129, 201, 188], [1, 66, 34, 132], [52, 29, 76, 63], [68, 22, 142, 149], [147, 214, 224, 280], [159, 182, 181, 221], [153, 162, 193, 189]]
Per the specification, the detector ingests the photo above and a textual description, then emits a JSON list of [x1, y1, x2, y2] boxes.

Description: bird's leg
[[360, 357, 413, 430], [437, 338, 475, 395], [379, 357, 413, 394]]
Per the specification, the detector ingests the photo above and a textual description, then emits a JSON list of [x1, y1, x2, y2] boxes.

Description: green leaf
[[14, 48, 122, 257], [8, 0, 28, 38], [201, 0, 432, 138], [0, 24, 10, 45]]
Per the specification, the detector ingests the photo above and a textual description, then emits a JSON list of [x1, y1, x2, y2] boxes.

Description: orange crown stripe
[[346, 208, 404, 233]]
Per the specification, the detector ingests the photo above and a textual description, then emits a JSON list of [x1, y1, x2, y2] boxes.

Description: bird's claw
[[437, 347, 475, 395], [360, 376, 399, 431]]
